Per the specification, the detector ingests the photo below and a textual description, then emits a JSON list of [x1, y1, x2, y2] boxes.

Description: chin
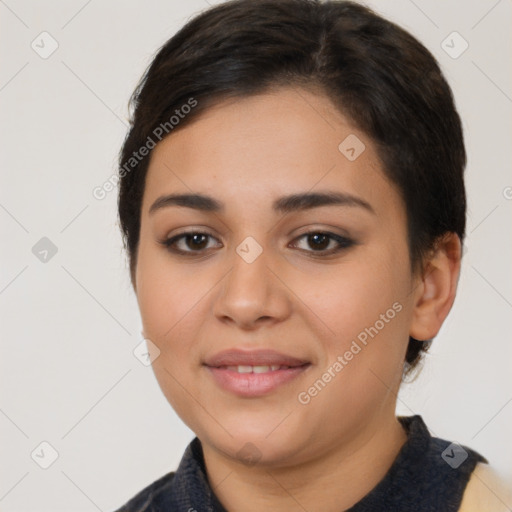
[[198, 417, 306, 467]]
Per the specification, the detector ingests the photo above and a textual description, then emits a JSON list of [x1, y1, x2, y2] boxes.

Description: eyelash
[[160, 230, 355, 257]]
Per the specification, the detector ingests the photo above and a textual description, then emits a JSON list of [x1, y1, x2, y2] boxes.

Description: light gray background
[[1, 0, 511, 510]]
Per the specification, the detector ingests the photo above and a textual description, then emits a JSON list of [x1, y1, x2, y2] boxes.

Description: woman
[[114, 0, 510, 510]]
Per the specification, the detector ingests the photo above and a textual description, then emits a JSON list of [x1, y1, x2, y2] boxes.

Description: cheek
[[135, 250, 211, 425], [293, 259, 409, 427], [297, 244, 411, 392], [303, 255, 406, 338], [136, 246, 203, 351]]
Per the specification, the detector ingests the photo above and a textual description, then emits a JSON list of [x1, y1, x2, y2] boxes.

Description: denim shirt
[[113, 415, 487, 512]]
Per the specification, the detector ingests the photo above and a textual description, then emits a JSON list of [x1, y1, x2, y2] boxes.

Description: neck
[[201, 411, 408, 512]]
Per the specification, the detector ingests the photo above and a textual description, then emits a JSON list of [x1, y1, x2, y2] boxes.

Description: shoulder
[[113, 471, 176, 512], [458, 462, 512, 512]]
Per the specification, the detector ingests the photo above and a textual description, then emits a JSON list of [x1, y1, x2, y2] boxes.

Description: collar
[[125, 415, 486, 511]]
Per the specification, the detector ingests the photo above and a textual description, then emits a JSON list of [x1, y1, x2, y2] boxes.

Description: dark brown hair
[[117, 0, 466, 375]]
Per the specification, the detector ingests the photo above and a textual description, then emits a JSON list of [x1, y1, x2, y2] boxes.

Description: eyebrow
[[149, 191, 375, 216]]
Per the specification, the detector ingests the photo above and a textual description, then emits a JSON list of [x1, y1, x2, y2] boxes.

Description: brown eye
[[291, 231, 354, 255], [183, 233, 209, 250], [306, 233, 330, 251], [161, 231, 221, 254]]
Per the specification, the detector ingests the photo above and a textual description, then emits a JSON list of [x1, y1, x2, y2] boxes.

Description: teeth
[[224, 365, 286, 373], [253, 365, 270, 373]]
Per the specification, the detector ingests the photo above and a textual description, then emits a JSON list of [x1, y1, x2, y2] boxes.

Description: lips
[[203, 349, 309, 368], [204, 349, 311, 397]]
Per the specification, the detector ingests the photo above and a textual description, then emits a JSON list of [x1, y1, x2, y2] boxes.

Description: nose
[[212, 242, 291, 330]]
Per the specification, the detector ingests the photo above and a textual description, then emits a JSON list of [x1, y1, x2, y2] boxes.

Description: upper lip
[[204, 349, 309, 367]]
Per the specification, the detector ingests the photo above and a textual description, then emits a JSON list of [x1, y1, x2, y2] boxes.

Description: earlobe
[[409, 233, 462, 341]]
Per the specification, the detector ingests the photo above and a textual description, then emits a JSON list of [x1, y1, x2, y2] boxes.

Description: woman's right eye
[[160, 232, 221, 255]]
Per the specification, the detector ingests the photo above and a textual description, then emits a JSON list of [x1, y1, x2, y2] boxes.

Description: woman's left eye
[[160, 231, 354, 256], [291, 232, 354, 254]]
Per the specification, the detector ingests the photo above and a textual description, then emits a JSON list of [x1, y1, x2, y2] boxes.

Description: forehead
[[142, 87, 401, 219]]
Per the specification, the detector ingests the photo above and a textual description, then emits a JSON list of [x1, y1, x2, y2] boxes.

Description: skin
[[133, 86, 461, 511]]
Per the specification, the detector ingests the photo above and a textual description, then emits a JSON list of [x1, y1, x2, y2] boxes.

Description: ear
[[409, 233, 462, 341]]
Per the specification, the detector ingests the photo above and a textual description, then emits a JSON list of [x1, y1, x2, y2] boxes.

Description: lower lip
[[205, 365, 310, 397]]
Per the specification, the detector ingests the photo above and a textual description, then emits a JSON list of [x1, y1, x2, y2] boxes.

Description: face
[[134, 87, 420, 467]]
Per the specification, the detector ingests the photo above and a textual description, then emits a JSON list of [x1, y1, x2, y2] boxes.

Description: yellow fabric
[[459, 463, 512, 511]]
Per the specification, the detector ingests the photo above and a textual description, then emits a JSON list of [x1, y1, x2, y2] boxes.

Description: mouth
[[217, 364, 299, 373], [203, 349, 311, 397]]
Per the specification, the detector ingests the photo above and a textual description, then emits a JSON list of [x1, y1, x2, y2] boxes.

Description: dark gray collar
[[114, 415, 487, 511]]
